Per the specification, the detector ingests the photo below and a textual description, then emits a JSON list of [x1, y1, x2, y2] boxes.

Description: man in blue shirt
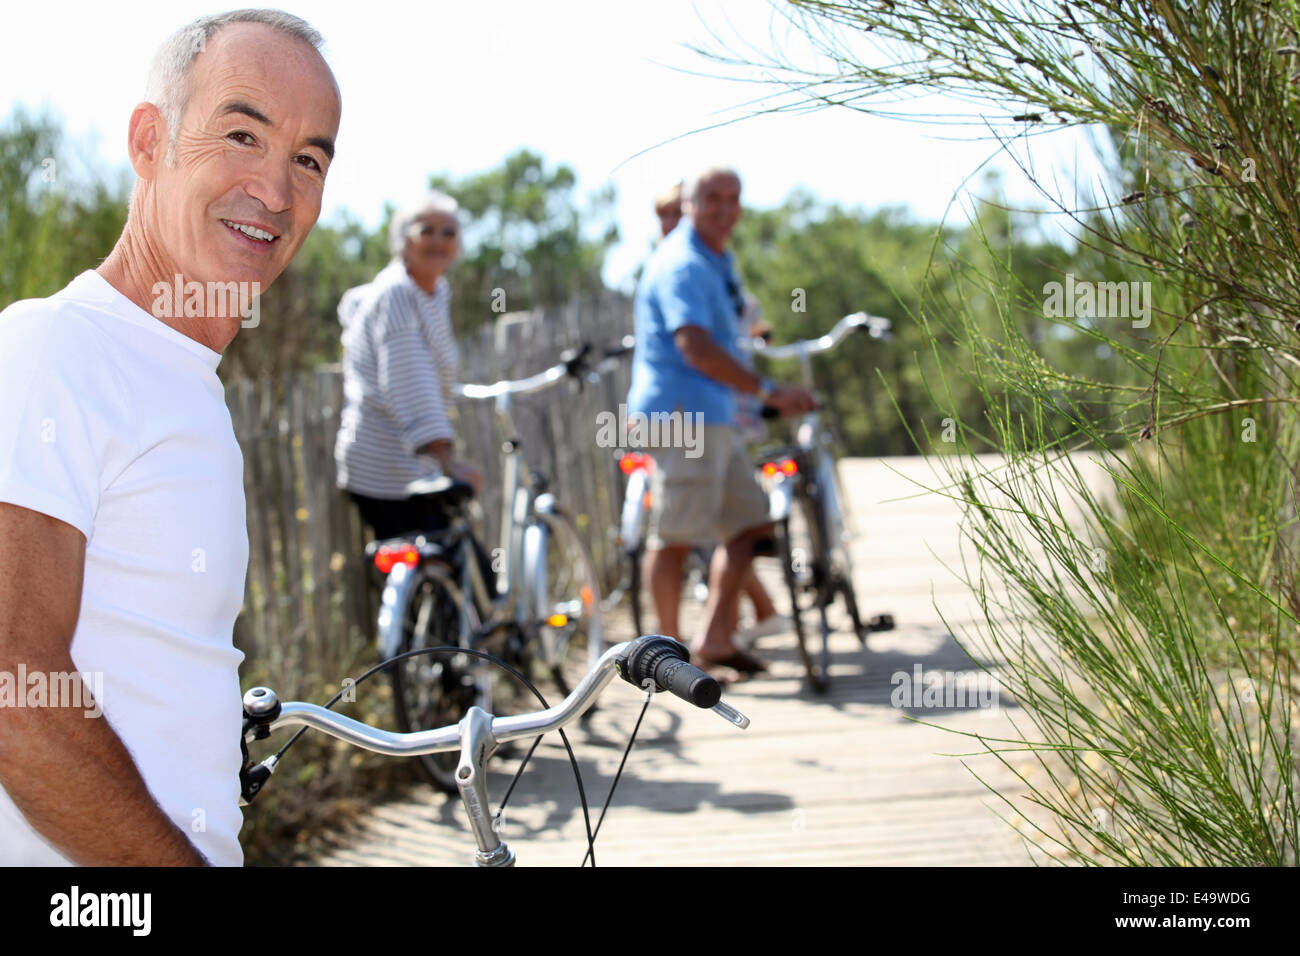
[[627, 168, 815, 673]]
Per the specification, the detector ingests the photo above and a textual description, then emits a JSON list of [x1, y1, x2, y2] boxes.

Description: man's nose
[[244, 154, 293, 216]]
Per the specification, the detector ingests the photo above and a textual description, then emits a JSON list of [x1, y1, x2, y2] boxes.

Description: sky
[[0, 0, 1109, 290]]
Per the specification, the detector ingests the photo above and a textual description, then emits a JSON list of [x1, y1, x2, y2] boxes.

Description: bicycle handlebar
[[454, 361, 570, 400], [740, 312, 892, 359], [453, 344, 593, 401], [451, 340, 634, 401], [453, 312, 888, 401], [602, 334, 635, 360], [242, 636, 749, 761]]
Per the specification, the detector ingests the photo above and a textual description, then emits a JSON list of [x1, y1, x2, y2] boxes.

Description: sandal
[[691, 647, 769, 675]]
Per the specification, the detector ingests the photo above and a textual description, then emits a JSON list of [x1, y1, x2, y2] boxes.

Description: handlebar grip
[[655, 657, 722, 708], [619, 636, 722, 709]]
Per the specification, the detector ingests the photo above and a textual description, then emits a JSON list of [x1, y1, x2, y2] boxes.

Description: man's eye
[[296, 155, 323, 172]]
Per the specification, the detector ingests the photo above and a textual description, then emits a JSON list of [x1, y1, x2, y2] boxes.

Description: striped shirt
[[334, 261, 460, 498]]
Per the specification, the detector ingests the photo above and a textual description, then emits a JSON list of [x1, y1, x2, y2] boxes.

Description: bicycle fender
[[767, 476, 796, 522], [377, 561, 417, 659], [817, 450, 846, 543], [619, 469, 650, 549], [521, 519, 549, 625]]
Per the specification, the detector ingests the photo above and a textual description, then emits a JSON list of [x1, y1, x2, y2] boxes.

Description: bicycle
[[363, 346, 607, 792], [746, 311, 896, 693], [239, 634, 751, 866]]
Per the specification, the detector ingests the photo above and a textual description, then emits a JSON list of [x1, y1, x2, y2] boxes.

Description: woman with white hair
[[334, 191, 481, 538]]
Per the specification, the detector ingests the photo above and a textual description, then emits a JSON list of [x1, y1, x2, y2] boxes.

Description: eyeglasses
[[409, 223, 458, 240]]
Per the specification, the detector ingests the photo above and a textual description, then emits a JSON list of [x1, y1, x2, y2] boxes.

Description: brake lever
[[712, 700, 750, 729]]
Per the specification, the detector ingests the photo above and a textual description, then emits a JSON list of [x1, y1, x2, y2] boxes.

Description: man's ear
[[126, 102, 166, 181]]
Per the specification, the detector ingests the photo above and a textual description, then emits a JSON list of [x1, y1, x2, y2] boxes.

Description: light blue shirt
[[627, 222, 743, 425]]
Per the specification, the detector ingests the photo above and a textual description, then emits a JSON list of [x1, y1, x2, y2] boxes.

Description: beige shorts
[[645, 425, 771, 549]]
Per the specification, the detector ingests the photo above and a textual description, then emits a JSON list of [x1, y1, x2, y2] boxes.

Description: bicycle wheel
[[530, 509, 606, 696], [817, 454, 867, 643], [777, 509, 827, 694], [798, 484, 835, 693], [389, 562, 482, 793], [819, 451, 893, 644], [839, 567, 869, 645]]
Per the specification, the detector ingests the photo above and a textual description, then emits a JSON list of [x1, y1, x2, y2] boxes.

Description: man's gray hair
[[145, 9, 325, 156], [389, 191, 462, 259], [683, 167, 741, 207]]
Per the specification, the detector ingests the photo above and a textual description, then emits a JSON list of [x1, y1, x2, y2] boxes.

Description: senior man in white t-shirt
[[0, 11, 341, 865]]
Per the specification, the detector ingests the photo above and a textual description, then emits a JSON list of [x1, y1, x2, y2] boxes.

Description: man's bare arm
[[0, 502, 208, 865], [673, 326, 815, 416]]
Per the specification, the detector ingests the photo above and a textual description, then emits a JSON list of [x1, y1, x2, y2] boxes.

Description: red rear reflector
[[619, 452, 653, 474], [781, 458, 798, 476], [761, 462, 778, 478], [374, 544, 420, 574]]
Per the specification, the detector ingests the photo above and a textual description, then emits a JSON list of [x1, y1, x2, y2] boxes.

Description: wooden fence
[[229, 291, 637, 692]]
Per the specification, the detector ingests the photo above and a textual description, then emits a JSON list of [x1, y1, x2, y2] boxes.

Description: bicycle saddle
[[402, 475, 476, 508]]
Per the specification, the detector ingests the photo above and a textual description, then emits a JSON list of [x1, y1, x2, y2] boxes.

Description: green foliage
[[426, 148, 618, 330], [0, 108, 128, 309], [731, 186, 1131, 455]]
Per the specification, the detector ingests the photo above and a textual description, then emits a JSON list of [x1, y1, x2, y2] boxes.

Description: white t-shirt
[[0, 271, 248, 865]]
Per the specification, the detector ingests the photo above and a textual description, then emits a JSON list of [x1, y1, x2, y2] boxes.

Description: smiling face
[[402, 211, 460, 288], [142, 21, 341, 292], [688, 171, 741, 253]]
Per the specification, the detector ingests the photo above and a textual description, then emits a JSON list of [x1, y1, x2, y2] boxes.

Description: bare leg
[[712, 543, 778, 638], [645, 545, 688, 640], [710, 544, 742, 642], [695, 524, 771, 659], [712, 544, 744, 640], [742, 566, 776, 621]]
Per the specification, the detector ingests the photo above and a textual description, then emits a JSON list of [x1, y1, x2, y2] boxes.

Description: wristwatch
[[755, 378, 774, 404]]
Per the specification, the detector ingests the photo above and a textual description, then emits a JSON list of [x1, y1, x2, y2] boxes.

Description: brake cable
[[580, 690, 653, 867]]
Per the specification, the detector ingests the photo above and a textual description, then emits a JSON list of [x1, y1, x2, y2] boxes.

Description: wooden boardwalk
[[312, 455, 1052, 866]]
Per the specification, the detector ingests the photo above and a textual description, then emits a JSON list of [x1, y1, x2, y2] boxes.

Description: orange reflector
[[580, 586, 594, 608], [546, 613, 569, 628]]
